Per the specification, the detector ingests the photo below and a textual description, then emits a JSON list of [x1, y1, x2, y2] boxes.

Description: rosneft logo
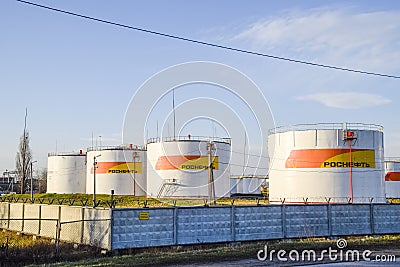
[[285, 149, 375, 168], [155, 155, 218, 171], [91, 162, 142, 174]]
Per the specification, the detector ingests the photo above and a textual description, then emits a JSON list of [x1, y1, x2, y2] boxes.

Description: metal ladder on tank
[[157, 178, 180, 198]]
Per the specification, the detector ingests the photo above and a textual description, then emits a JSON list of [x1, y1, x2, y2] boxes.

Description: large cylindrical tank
[[146, 136, 231, 198], [47, 152, 86, 194], [385, 159, 400, 198], [268, 123, 385, 204], [86, 145, 147, 196]]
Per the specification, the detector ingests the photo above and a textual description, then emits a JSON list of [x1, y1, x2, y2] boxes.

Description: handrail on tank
[[269, 122, 384, 135], [230, 174, 269, 179], [48, 151, 86, 156], [86, 144, 146, 152], [384, 157, 400, 162], [147, 136, 231, 145]]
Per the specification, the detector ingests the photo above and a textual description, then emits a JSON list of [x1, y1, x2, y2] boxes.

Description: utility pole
[[133, 151, 138, 196], [172, 88, 176, 139], [243, 131, 247, 176], [208, 142, 216, 205], [21, 108, 28, 194], [344, 130, 356, 204], [30, 160, 37, 203], [349, 138, 354, 203], [93, 155, 101, 207]]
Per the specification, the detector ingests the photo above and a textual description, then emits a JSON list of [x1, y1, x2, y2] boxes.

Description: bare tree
[[16, 130, 32, 194], [36, 168, 47, 193]]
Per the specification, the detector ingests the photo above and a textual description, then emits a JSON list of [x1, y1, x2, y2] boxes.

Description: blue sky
[[1, 0, 400, 173]]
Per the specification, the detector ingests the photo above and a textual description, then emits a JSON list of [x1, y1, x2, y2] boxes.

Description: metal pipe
[[93, 156, 96, 207], [349, 140, 353, 203], [133, 152, 137, 196], [93, 154, 101, 207]]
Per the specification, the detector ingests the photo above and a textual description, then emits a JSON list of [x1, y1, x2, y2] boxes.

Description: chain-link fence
[[0, 201, 112, 265], [0, 218, 58, 265], [0, 217, 111, 265]]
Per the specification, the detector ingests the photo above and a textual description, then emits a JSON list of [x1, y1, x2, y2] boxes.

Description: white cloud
[[234, 8, 400, 71], [297, 92, 391, 109]]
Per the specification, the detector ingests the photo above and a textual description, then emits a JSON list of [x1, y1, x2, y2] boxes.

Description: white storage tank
[[47, 151, 86, 194], [268, 123, 385, 204], [86, 145, 147, 196], [230, 175, 267, 195], [385, 159, 400, 198], [146, 136, 231, 198]]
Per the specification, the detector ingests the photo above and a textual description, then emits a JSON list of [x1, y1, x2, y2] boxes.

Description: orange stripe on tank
[[91, 162, 130, 174], [285, 149, 370, 168], [385, 172, 400, 181], [155, 155, 201, 170]]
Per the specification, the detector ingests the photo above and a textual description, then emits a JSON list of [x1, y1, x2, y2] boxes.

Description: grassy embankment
[[0, 193, 266, 208], [28, 235, 400, 267], [0, 230, 100, 266]]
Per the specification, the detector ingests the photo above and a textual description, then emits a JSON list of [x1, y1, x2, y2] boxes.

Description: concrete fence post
[[109, 208, 114, 251], [21, 203, 25, 232], [80, 207, 85, 244], [55, 206, 62, 256], [7, 202, 10, 229], [281, 205, 286, 238], [370, 203, 375, 235], [38, 204, 42, 235], [230, 205, 236, 242], [173, 207, 178, 245], [327, 204, 332, 237]]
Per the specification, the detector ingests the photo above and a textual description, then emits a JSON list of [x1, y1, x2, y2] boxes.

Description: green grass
[[3, 223, 400, 266], [29, 235, 400, 267], [0, 230, 99, 266], [0, 193, 268, 208]]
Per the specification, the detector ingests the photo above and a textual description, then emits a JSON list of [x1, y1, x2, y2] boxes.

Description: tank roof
[[269, 122, 383, 135], [230, 174, 268, 179], [147, 136, 231, 145], [385, 157, 400, 163], [87, 144, 146, 152], [48, 152, 85, 157]]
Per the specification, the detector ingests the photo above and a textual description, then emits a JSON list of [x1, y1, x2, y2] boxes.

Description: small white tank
[[385, 159, 400, 198], [47, 151, 86, 194], [86, 145, 147, 196]]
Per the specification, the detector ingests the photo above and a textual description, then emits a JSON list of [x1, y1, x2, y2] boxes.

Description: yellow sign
[[179, 156, 219, 170], [322, 150, 375, 168], [286, 149, 375, 168], [139, 212, 149, 220], [155, 156, 219, 170], [108, 162, 143, 174], [94, 162, 143, 174]]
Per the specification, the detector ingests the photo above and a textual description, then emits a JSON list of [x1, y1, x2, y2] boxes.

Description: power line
[[16, 0, 400, 79], [218, 147, 270, 159], [219, 161, 269, 170]]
